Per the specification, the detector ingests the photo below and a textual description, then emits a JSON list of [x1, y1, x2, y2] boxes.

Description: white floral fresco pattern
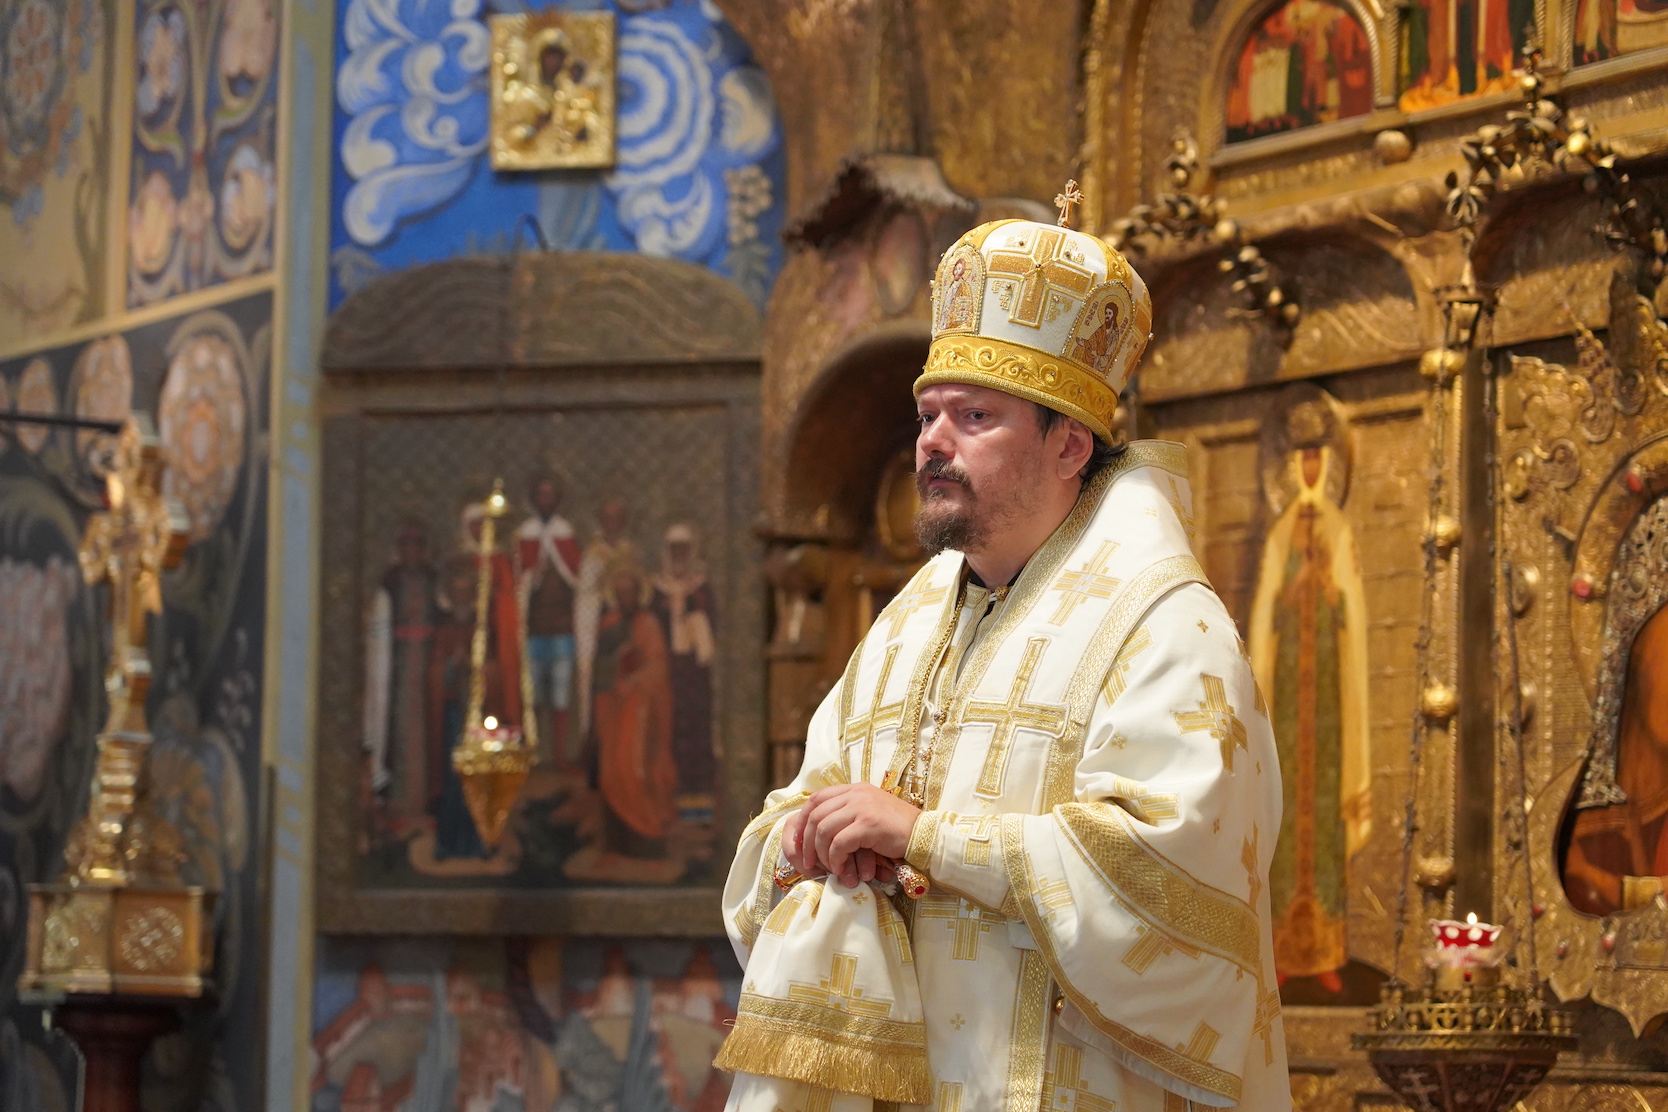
[[0, 555, 77, 806], [330, 0, 785, 308]]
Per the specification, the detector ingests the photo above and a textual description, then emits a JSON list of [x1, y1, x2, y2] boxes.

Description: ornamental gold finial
[[1054, 179, 1083, 228]]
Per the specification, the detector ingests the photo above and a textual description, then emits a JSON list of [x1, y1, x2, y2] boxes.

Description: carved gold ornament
[[489, 12, 616, 171]]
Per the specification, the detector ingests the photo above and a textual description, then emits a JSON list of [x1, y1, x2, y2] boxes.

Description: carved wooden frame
[[312, 254, 766, 935]]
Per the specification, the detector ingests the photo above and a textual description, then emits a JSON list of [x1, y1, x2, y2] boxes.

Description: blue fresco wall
[[327, 0, 787, 310]]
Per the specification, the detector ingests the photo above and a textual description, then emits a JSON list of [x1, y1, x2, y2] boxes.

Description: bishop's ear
[[1054, 416, 1096, 482]]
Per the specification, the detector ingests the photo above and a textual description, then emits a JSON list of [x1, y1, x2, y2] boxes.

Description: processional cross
[[69, 416, 189, 884]]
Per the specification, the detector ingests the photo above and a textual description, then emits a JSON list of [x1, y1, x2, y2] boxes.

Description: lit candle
[[1427, 913, 1503, 991]]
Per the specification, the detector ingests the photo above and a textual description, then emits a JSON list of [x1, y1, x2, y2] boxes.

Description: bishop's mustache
[[915, 458, 974, 498]]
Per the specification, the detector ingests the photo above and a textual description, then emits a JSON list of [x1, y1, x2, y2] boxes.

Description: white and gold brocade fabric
[[723, 442, 1291, 1111]]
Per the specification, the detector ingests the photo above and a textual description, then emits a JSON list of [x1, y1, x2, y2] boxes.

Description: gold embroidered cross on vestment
[[916, 895, 1003, 961], [956, 814, 1000, 866], [1041, 1043, 1115, 1112], [1253, 986, 1281, 1066], [787, 952, 893, 1018], [1047, 541, 1121, 625], [1121, 923, 1202, 975], [986, 227, 1095, 328], [847, 644, 905, 782], [963, 638, 1069, 798], [881, 578, 949, 640], [1174, 674, 1249, 772]]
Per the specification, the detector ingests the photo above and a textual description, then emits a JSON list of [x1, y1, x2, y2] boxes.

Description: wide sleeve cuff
[[919, 811, 1013, 916], [905, 809, 944, 872]]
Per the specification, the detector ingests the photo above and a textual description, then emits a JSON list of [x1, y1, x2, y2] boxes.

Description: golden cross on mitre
[[79, 415, 190, 737], [1054, 179, 1084, 228]]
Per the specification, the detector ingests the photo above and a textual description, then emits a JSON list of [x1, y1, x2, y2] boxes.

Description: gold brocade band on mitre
[[916, 188, 1152, 444], [714, 879, 932, 1105], [916, 334, 1122, 444]]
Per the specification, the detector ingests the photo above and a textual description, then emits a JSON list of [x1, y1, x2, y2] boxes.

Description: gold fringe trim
[[715, 1015, 933, 1104]]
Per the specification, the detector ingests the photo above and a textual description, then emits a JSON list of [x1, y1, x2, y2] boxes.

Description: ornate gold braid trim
[[716, 997, 931, 1104], [729, 992, 930, 1049], [917, 335, 1120, 442], [905, 810, 944, 873], [737, 817, 794, 951], [1055, 802, 1261, 973], [1006, 948, 1054, 1111], [1001, 814, 1244, 1104]]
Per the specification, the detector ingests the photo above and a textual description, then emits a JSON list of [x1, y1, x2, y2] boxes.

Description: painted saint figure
[[575, 498, 643, 742], [516, 473, 582, 765], [1564, 496, 1668, 914], [363, 518, 440, 838], [589, 558, 677, 861], [651, 524, 718, 815], [1248, 399, 1371, 994]]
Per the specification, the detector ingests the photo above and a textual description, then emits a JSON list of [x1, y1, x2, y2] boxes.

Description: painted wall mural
[[1225, 0, 1373, 144], [312, 936, 742, 1112], [1397, 0, 1536, 111], [0, 292, 271, 1112], [0, 0, 112, 350], [1574, 0, 1668, 65], [128, 0, 281, 307], [329, 0, 786, 309]]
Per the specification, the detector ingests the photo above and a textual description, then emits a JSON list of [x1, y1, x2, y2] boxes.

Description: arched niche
[[779, 327, 930, 542], [1208, 0, 1385, 149]]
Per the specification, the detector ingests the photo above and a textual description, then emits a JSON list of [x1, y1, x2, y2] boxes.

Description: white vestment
[[722, 442, 1291, 1112]]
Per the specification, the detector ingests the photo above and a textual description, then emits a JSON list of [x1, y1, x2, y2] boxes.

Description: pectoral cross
[[964, 638, 1068, 798], [1054, 179, 1083, 229], [1174, 674, 1249, 772], [1041, 1043, 1115, 1112], [846, 644, 905, 782], [788, 952, 893, 1018], [986, 227, 1095, 328], [1048, 541, 1121, 625], [916, 895, 1003, 961], [880, 577, 948, 640], [78, 417, 190, 735]]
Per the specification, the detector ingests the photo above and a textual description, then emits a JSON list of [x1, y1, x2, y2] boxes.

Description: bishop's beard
[[914, 458, 985, 554]]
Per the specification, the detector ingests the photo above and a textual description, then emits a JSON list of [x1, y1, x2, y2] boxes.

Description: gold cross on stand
[[986, 227, 1095, 328], [846, 644, 905, 783], [788, 952, 894, 1018], [880, 577, 948, 640], [1054, 179, 1084, 229], [1041, 1043, 1115, 1112], [1173, 674, 1249, 772], [1048, 542, 1121, 625], [71, 416, 190, 885], [964, 638, 1069, 798], [915, 894, 1004, 961]]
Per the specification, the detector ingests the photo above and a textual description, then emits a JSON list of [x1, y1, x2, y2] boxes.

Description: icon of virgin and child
[[360, 473, 718, 885]]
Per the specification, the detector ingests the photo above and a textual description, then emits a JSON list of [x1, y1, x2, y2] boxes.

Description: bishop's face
[[913, 383, 1050, 555]]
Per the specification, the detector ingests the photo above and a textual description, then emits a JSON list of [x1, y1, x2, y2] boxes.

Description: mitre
[[915, 205, 1152, 443]]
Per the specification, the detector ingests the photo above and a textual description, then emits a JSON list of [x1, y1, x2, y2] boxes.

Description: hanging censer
[[451, 478, 537, 849]]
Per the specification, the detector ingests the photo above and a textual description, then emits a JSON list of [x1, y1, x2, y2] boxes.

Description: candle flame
[[484, 716, 498, 730], [1466, 912, 1478, 925]]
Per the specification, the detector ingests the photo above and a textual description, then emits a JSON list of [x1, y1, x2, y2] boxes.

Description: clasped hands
[[782, 782, 923, 889]]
